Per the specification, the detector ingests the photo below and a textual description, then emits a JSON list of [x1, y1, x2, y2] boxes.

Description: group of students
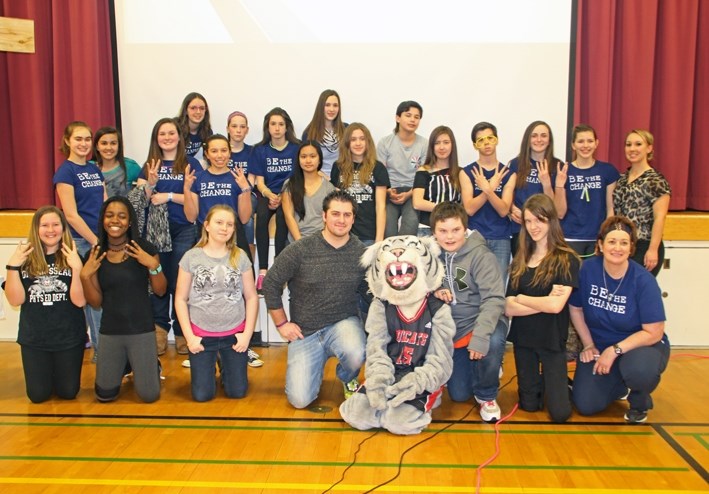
[[4, 88, 671, 426]]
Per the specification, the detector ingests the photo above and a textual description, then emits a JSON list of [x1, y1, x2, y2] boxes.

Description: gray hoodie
[[439, 230, 506, 355]]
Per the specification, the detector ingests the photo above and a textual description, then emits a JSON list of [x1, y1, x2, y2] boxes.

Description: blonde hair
[[336, 122, 377, 189], [23, 206, 74, 277], [195, 205, 241, 269]]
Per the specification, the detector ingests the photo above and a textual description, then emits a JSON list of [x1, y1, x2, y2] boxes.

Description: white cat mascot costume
[[339, 235, 455, 435]]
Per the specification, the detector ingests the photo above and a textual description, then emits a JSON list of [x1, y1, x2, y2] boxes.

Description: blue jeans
[[188, 334, 248, 402], [285, 316, 366, 409], [485, 238, 511, 288], [151, 223, 197, 336], [572, 339, 670, 415], [447, 318, 507, 402], [385, 193, 419, 237], [74, 237, 102, 353], [243, 193, 257, 244]]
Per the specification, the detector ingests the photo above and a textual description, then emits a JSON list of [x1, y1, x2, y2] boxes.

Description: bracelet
[[554, 186, 565, 189], [167, 192, 173, 203], [5, 265, 21, 271], [275, 320, 288, 328], [240, 186, 252, 194], [582, 344, 595, 351], [149, 264, 163, 275]]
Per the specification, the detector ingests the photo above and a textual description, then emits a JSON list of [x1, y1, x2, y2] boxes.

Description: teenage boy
[[459, 122, 516, 283], [431, 201, 508, 422], [377, 101, 428, 237]]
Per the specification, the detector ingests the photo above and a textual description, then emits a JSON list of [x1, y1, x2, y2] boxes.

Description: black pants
[[20, 343, 84, 403], [255, 197, 288, 270], [514, 345, 571, 423], [632, 239, 664, 277]]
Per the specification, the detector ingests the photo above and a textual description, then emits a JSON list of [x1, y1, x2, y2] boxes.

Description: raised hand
[[7, 241, 34, 268], [62, 239, 83, 271], [125, 240, 158, 269], [231, 165, 250, 191], [536, 159, 552, 187], [183, 164, 197, 192], [146, 158, 160, 187], [81, 245, 106, 278], [556, 161, 569, 188]]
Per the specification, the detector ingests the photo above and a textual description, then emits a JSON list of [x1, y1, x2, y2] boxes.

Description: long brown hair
[[23, 206, 74, 277], [336, 123, 378, 189], [509, 194, 579, 290], [422, 125, 460, 192], [176, 92, 213, 144], [59, 121, 92, 157], [195, 205, 242, 269], [513, 121, 561, 190], [145, 118, 188, 176], [303, 89, 346, 142]]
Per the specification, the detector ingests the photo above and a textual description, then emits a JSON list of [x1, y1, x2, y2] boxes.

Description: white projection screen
[[113, 0, 574, 166]]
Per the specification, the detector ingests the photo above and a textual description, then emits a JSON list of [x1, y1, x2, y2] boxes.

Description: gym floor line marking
[[1, 412, 707, 428], [0, 420, 658, 435], [0, 455, 691, 471], [0, 478, 706, 493]]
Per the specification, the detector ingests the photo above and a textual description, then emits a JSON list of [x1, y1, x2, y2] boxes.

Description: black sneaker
[[624, 409, 648, 424]]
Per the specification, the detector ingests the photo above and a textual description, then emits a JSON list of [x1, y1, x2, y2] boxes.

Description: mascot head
[[361, 235, 444, 306]]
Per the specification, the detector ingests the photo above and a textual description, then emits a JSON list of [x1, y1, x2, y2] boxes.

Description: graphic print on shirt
[[394, 321, 431, 365], [345, 170, 373, 204], [193, 266, 217, 301], [28, 275, 68, 305], [450, 266, 469, 291], [223, 267, 243, 302], [568, 173, 603, 202], [193, 265, 242, 303]]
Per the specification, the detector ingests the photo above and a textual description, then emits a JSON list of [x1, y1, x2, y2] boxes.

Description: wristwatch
[[613, 344, 623, 355]]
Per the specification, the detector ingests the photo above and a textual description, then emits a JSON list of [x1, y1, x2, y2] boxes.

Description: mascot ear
[[419, 235, 441, 258], [360, 241, 382, 268]]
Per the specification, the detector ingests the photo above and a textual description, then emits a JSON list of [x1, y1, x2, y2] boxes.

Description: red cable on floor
[[475, 402, 519, 494]]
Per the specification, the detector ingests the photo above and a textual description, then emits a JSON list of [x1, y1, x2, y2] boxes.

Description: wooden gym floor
[[0, 342, 707, 494]]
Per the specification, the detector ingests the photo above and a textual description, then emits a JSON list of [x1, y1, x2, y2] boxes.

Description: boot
[[175, 335, 189, 354], [155, 325, 168, 355]]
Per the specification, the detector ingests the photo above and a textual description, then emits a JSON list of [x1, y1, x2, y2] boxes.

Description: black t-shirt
[[96, 238, 158, 335], [13, 254, 86, 350], [412, 168, 461, 227], [506, 254, 580, 351], [331, 161, 390, 241]]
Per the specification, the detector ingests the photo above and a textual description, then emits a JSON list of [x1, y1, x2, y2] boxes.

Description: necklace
[[602, 265, 627, 299], [108, 241, 126, 252]]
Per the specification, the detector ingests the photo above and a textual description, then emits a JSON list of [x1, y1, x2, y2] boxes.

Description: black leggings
[[20, 343, 85, 403], [255, 197, 288, 270]]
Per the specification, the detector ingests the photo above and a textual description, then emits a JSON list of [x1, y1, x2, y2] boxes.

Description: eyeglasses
[[188, 105, 206, 112], [475, 135, 497, 147]]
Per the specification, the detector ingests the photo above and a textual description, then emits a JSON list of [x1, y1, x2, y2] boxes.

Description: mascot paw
[[367, 389, 388, 410], [386, 383, 417, 408]]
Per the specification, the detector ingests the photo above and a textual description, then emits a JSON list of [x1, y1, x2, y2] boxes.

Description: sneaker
[[343, 378, 360, 399], [181, 359, 190, 368], [248, 348, 264, 368], [475, 397, 501, 423], [256, 273, 265, 296], [624, 409, 648, 424]]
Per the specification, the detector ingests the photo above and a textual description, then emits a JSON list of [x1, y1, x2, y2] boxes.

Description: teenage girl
[[4, 206, 86, 403], [282, 140, 336, 241], [174, 205, 259, 401], [330, 123, 390, 245], [252, 107, 300, 291], [302, 89, 346, 178], [93, 126, 142, 198], [80, 197, 167, 403], [508, 121, 559, 254], [177, 92, 213, 159], [136, 118, 201, 355], [227, 111, 257, 258], [53, 121, 106, 360], [554, 124, 620, 258], [505, 194, 580, 423], [412, 125, 462, 236]]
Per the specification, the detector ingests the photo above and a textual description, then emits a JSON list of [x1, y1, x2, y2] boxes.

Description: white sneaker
[[181, 359, 190, 368], [248, 348, 264, 368], [475, 397, 501, 423]]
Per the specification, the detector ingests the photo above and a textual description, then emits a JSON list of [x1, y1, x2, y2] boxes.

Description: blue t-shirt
[[53, 160, 105, 237], [138, 156, 201, 225], [191, 169, 245, 225], [251, 142, 298, 194], [462, 162, 512, 240], [228, 144, 254, 174], [561, 160, 620, 241], [508, 157, 554, 235], [569, 256, 666, 351], [186, 133, 203, 157]]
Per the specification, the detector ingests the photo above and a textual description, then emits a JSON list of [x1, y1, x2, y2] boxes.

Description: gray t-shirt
[[285, 177, 336, 242], [179, 247, 252, 332], [376, 133, 428, 188]]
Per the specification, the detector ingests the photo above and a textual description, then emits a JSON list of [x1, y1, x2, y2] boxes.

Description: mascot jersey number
[[340, 235, 455, 435]]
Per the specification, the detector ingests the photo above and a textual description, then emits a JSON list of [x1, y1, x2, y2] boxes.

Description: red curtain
[[574, 0, 709, 210], [0, 1, 115, 209]]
